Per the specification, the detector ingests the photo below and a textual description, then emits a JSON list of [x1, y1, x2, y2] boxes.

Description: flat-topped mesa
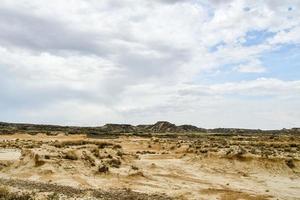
[[178, 124, 206, 132], [101, 124, 136, 133]]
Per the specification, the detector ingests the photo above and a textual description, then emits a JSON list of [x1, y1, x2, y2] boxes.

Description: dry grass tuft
[[34, 154, 45, 167], [64, 150, 78, 160]]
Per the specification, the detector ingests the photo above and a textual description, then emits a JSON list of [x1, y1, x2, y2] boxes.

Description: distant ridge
[[0, 121, 299, 135]]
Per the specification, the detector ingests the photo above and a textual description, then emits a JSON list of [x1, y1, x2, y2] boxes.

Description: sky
[[0, 0, 300, 129]]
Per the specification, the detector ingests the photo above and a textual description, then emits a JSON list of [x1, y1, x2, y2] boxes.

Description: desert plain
[[0, 122, 299, 200]]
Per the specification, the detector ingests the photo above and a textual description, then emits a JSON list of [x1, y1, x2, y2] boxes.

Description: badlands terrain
[[0, 121, 299, 200]]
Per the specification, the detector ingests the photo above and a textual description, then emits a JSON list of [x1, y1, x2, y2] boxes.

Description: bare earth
[[0, 133, 299, 200]]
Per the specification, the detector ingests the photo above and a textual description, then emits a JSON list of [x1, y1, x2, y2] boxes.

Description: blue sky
[[0, 0, 299, 129], [243, 30, 275, 47], [200, 43, 300, 84], [262, 44, 300, 80]]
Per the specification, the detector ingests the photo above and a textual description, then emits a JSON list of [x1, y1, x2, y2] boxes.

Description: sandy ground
[[0, 149, 21, 160], [0, 133, 299, 199]]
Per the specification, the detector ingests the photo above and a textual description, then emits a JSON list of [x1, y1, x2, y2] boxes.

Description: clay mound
[[148, 121, 178, 133], [136, 121, 206, 133], [146, 122, 205, 133]]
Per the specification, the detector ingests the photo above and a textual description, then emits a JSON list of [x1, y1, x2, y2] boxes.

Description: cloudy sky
[[0, 0, 300, 129]]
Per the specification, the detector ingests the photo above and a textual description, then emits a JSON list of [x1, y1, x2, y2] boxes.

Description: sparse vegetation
[[0, 186, 34, 200], [47, 192, 60, 200], [0, 125, 299, 200]]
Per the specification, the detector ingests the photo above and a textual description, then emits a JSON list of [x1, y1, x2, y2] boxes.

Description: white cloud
[[178, 78, 300, 97], [234, 59, 266, 73], [269, 27, 300, 45], [0, 0, 299, 129]]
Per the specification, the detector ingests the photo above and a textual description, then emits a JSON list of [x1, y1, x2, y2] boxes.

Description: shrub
[[82, 151, 95, 166], [116, 150, 123, 157], [47, 192, 60, 200], [98, 164, 109, 173], [64, 150, 78, 160], [91, 147, 99, 157], [286, 159, 295, 169], [107, 158, 121, 168], [0, 186, 9, 198], [131, 165, 139, 170], [113, 144, 122, 149], [34, 154, 45, 167]]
